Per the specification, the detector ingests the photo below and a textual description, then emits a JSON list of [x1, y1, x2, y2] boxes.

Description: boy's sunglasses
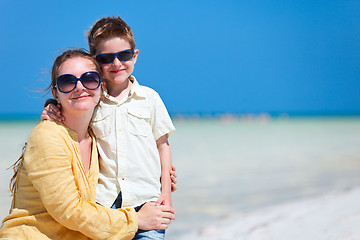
[[95, 49, 135, 64], [56, 71, 101, 93]]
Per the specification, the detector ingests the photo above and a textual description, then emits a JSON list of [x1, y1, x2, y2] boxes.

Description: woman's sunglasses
[[95, 49, 135, 64], [56, 71, 101, 93]]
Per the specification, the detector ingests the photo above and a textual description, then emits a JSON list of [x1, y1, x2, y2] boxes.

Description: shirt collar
[[102, 75, 146, 103], [128, 75, 146, 98]]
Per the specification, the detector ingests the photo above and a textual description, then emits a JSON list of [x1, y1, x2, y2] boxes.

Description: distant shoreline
[[1, 112, 360, 122], [0, 113, 39, 122]]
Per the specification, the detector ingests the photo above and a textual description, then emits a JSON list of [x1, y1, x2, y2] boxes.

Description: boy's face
[[96, 37, 138, 87]]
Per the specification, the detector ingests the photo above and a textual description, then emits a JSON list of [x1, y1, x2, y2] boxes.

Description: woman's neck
[[62, 111, 92, 141]]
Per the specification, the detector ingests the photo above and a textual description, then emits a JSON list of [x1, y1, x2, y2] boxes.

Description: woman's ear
[[51, 89, 58, 102]]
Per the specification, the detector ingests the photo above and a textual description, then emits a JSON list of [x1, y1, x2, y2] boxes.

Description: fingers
[[44, 99, 58, 108], [171, 182, 177, 192], [40, 112, 51, 121], [160, 205, 175, 214], [155, 201, 162, 206], [170, 174, 177, 184], [42, 103, 65, 121], [138, 202, 175, 230], [144, 202, 157, 207], [170, 169, 177, 179], [41, 110, 61, 121], [156, 211, 175, 229], [170, 168, 177, 192], [48, 104, 61, 117], [49, 111, 61, 121], [162, 211, 175, 221], [171, 165, 177, 176]]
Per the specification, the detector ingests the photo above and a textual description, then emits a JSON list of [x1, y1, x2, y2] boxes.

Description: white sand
[[175, 187, 360, 240]]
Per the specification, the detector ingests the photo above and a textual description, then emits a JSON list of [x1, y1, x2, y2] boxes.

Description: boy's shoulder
[[131, 76, 159, 98]]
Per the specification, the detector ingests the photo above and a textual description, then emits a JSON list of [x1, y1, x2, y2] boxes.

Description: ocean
[[1, 116, 360, 239]]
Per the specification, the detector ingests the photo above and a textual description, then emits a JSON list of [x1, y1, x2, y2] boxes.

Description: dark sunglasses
[[95, 49, 135, 64], [56, 71, 101, 93]]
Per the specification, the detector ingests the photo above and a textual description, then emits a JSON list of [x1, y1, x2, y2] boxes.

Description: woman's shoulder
[[29, 120, 70, 143], [32, 120, 64, 134]]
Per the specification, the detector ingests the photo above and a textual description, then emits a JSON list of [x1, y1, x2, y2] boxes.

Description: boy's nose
[[112, 56, 122, 66]]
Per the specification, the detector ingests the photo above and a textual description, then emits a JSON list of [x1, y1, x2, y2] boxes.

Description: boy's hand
[[41, 99, 65, 121], [170, 165, 177, 192], [156, 192, 172, 208]]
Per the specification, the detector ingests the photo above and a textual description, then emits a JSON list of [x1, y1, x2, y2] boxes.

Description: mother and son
[[0, 16, 177, 239]]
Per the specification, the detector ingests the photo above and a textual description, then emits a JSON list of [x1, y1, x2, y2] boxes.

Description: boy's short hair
[[87, 16, 136, 55]]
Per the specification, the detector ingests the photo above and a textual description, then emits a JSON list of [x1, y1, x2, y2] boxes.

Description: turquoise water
[[1, 117, 360, 239]]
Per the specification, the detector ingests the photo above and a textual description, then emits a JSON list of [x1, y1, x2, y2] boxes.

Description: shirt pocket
[[127, 106, 151, 137], [91, 109, 112, 138]]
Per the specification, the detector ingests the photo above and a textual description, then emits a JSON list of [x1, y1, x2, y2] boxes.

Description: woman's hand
[[170, 165, 177, 192], [137, 202, 175, 230], [41, 99, 65, 121]]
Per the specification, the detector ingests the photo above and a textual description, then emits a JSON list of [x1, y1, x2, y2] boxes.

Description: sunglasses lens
[[96, 49, 134, 64], [56, 72, 101, 93], [118, 50, 134, 61], [57, 75, 77, 93], [96, 54, 115, 64], [81, 72, 101, 90]]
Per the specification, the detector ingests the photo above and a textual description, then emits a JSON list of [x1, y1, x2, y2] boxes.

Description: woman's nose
[[74, 79, 86, 90]]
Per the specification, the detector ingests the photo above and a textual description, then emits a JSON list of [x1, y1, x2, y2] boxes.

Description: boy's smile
[[110, 69, 126, 74]]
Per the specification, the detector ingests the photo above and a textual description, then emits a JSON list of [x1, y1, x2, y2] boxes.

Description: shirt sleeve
[[24, 122, 138, 240], [150, 91, 176, 140]]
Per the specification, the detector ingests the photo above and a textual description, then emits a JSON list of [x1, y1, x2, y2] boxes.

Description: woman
[[0, 49, 174, 239]]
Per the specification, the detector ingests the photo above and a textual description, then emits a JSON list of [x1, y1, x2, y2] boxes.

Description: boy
[[89, 16, 175, 239], [44, 16, 176, 239]]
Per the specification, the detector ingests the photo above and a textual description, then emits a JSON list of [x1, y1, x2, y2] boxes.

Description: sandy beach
[[175, 187, 360, 239], [1, 118, 360, 239]]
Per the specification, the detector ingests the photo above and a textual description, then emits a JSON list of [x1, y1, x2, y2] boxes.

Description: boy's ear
[[101, 82, 106, 91], [133, 49, 139, 64]]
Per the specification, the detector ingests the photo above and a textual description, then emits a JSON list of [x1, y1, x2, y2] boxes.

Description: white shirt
[[91, 76, 175, 208]]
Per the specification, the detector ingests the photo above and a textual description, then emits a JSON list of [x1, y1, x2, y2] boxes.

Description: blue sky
[[1, 0, 360, 116]]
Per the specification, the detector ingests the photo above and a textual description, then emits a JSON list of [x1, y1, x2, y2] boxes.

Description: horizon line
[[1, 111, 360, 122]]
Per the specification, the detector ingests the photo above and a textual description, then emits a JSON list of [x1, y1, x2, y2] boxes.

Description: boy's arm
[[156, 134, 173, 208]]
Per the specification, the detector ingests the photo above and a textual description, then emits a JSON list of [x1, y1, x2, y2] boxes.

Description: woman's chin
[[64, 102, 97, 113]]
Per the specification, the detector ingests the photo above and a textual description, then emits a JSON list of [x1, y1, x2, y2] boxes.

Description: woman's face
[[52, 57, 102, 115]]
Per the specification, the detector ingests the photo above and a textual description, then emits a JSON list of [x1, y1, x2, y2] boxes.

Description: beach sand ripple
[[177, 187, 360, 240]]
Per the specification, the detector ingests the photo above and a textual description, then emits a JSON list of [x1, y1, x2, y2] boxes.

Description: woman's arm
[[25, 122, 137, 239]]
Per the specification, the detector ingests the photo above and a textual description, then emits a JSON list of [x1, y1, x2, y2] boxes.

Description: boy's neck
[[107, 78, 133, 101]]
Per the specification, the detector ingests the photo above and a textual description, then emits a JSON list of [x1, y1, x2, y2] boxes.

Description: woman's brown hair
[[9, 48, 102, 195]]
